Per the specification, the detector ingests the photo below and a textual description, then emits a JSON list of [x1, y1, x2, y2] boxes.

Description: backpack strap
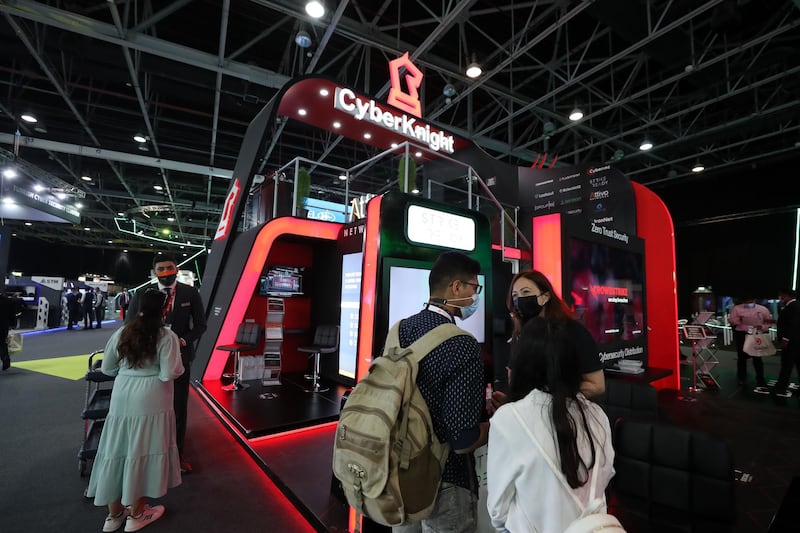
[[385, 321, 470, 469], [510, 403, 601, 514]]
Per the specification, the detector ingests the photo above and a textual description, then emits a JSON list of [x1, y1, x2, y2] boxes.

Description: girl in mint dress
[[87, 289, 184, 532]]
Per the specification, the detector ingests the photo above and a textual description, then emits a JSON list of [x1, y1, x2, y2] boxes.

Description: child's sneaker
[[103, 508, 129, 532], [774, 390, 792, 398], [753, 386, 771, 395], [124, 504, 164, 532]]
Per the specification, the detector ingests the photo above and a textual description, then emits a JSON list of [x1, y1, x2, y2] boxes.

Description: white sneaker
[[124, 504, 164, 532], [103, 508, 129, 532]]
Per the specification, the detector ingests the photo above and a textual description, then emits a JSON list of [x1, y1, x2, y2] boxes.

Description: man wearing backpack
[[392, 251, 489, 533]]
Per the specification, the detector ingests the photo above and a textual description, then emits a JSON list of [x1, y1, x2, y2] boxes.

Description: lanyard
[[425, 303, 454, 323]]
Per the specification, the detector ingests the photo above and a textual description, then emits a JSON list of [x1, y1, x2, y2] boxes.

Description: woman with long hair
[[504, 269, 605, 399], [86, 289, 184, 532], [486, 317, 615, 532]]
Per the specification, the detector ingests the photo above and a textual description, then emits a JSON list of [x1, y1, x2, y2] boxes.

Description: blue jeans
[[392, 482, 477, 533]]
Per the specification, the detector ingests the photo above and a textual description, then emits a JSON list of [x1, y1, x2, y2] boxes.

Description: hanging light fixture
[[465, 62, 482, 79], [691, 162, 705, 173], [20, 113, 37, 123], [305, 1, 325, 18], [568, 108, 584, 121], [639, 139, 654, 151]]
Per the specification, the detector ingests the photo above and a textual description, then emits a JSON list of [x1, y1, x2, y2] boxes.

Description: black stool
[[217, 322, 262, 391], [298, 325, 339, 393]]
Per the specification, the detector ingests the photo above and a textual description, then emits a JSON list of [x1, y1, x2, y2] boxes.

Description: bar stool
[[217, 322, 262, 391], [298, 325, 339, 393]]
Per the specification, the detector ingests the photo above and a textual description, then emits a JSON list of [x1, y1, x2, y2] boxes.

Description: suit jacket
[[126, 282, 207, 364]]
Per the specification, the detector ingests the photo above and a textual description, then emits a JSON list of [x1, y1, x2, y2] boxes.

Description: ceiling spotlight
[[20, 114, 37, 123], [319, 88, 329, 97], [80, 175, 92, 182], [133, 134, 147, 143], [24, 222, 32, 226], [363, 132, 372, 139], [295, 30, 312, 48], [75, 202, 84, 209], [117, 212, 125, 216], [56, 192, 67, 200], [107, 240, 113, 244], [33, 184, 45, 192], [332, 121, 341, 129], [2, 167, 17, 179], [84, 227, 91, 231], [411, 187, 420, 194], [305, 1, 325, 18], [691, 163, 705, 173], [338, 174, 348, 181], [153, 184, 163, 191], [465, 62, 482, 79], [167, 216, 175, 222], [2, 197, 15, 204], [298, 108, 307, 116], [639, 140, 654, 151], [569, 108, 584, 121]]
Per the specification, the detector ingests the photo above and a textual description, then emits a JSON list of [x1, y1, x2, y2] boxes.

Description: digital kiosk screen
[[338, 252, 363, 379], [566, 236, 646, 362], [386, 263, 486, 343]]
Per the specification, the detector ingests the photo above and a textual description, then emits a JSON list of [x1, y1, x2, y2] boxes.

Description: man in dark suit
[[126, 253, 206, 473], [66, 286, 82, 330], [772, 288, 800, 398]]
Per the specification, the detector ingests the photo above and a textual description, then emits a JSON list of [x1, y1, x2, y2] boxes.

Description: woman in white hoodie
[[486, 317, 615, 532]]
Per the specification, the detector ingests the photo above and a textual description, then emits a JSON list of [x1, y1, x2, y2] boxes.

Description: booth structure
[[191, 61, 679, 531]]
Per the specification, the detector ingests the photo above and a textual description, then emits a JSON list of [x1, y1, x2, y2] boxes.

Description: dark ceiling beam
[[0, 0, 289, 88]]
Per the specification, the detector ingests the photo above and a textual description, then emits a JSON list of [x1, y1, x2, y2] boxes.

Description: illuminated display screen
[[259, 266, 304, 296], [338, 252, 363, 379], [406, 204, 476, 251], [567, 236, 647, 364], [387, 264, 485, 343]]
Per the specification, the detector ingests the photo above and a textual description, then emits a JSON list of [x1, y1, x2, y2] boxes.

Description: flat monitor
[[259, 266, 304, 297], [385, 260, 486, 343]]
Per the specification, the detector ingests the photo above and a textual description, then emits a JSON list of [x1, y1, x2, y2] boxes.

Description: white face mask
[[451, 293, 480, 320]]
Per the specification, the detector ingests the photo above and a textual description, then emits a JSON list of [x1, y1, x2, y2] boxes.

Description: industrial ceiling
[[0, 0, 798, 253]]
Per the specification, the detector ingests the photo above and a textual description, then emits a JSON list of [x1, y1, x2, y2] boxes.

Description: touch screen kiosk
[[353, 190, 492, 383]]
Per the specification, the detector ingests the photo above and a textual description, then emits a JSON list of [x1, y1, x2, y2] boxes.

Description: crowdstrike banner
[[333, 87, 455, 153]]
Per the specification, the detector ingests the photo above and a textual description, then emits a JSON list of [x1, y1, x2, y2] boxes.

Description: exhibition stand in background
[[189, 64, 679, 531]]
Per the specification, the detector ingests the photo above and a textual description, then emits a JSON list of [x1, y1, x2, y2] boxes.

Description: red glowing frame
[[202, 217, 343, 382]]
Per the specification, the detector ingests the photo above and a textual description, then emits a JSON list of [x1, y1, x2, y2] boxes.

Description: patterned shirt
[[397, 307, 483, 491]]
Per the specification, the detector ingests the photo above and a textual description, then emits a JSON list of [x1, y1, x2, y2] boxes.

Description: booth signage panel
[[333, 87, 455, 154], [8, 184, 80, 224], [406, 204, 475, 251]]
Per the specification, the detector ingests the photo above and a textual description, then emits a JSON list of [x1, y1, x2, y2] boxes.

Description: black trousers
[[174, 361, 191, 455], [0, 328, 8, 364], [775, 348, 800, 393], [733, 329, 765, 384]]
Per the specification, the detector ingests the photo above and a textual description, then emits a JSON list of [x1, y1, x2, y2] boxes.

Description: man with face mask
[[126, 253, 206, 474], [391, 251, 488, 533]]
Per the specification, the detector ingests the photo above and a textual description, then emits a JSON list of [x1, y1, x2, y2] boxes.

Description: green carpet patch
[[12, 354, 95, 380]]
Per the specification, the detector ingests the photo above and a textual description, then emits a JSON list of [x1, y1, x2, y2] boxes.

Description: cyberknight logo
[[387, 52, 423, 118]]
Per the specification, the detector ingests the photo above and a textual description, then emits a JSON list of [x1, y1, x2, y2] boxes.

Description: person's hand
[[487, 390, 508, 417], [179, 338, 187, 347]]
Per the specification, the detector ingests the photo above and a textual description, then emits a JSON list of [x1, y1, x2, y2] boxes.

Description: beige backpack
[[332, 321, 467, 528]]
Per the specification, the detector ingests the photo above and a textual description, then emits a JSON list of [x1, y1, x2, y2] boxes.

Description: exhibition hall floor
[[2, 320, 798, 532]]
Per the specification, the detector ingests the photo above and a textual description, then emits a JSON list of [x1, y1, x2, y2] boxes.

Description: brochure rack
[[682, 324, 721, 392], [262, 298, 284, 386]]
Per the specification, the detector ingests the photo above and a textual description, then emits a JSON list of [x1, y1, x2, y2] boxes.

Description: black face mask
[[158, 274, 177, 286], [514, 295, 543, 322]]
